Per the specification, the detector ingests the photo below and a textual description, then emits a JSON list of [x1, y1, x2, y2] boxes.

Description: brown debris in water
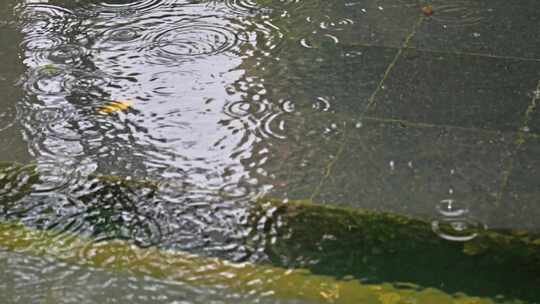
[[421, 4, 434, 16]]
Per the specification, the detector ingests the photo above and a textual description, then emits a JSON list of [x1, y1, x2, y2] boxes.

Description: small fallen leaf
[[421, 4, 434, 16], [98, 99, 133, 114]]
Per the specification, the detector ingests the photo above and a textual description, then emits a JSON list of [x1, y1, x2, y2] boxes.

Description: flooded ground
[[0, 0, 539, 303]]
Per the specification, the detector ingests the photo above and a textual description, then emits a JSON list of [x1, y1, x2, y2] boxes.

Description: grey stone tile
[[312, 119, 514, 228], [498, 136, 540, 233], [266, 0, 419, 48], [366, 49, 540, 131], [0, 126, 32, 164], [263, 44, 397, 114], [243, 112, 346, 200], [337, 0, 420, 48], [0, 25, 31, 163], [411, 0, 540, 60]]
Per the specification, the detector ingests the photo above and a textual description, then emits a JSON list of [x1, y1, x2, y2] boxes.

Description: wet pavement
[[0, 0, 536, 242], [0, 0, 537, 238], [259, 0, 540, 233]]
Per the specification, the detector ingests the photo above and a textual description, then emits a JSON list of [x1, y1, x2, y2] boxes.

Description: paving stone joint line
[[495, 79, 540, 207], [309, 121, 347, 201], [364, 15, 424, 113], [308, 15, 425, 200]]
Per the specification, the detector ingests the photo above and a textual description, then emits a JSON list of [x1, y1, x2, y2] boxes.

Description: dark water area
[[1, 0, 540, 303]]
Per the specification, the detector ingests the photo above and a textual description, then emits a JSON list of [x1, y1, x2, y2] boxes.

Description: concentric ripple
[[20, 35, 66, 52], [94, 26, 145, 52], [18, 3, 74, 35], [32, 106, 75, 126], [32, 159, 82, 193], [224, 100, 268, 118], [208, 0, 265, 15], [25, 65, 69, 96], [63, 69, 112, 95], [77, 0, 167, 17], [429, 1, 489, 27], [25, 66, 111, 98], [21, 40, 89, 68], [431, 217, 486, 242], [436, 198, 469, 217], [147, 22, 240, 63], [47, 44, 88, 65], [256, 112, 288, 140], [218, 181, 257, 200], [0, 163, 38, 211]]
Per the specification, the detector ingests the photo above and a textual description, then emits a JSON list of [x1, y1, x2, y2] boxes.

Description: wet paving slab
[[310, 119, 516, 229], [261, 0, 420, 49], [262, 44, 397, 116], [0, 20, 32, 163], [365, 48, 540, 132], [237, 0, 540, 234], [245, 111, 346, 200], [411, 0, 540, 60], [0, 0, 536, 233], [497, 135, 540, 232]]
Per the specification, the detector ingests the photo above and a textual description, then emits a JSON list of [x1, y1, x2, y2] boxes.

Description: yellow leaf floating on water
[[98, 99, 133, 114]]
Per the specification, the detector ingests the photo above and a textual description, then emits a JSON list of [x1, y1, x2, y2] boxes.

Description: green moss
[[1, 162, 540, 302], [249, 197, 540, 302], [0, 220, 507, 304]]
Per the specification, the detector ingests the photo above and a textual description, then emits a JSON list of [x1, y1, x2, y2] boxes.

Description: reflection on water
[[15, 0, 280, 261], [14, 0, 374, 261], [0, 250, 302, 304]]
